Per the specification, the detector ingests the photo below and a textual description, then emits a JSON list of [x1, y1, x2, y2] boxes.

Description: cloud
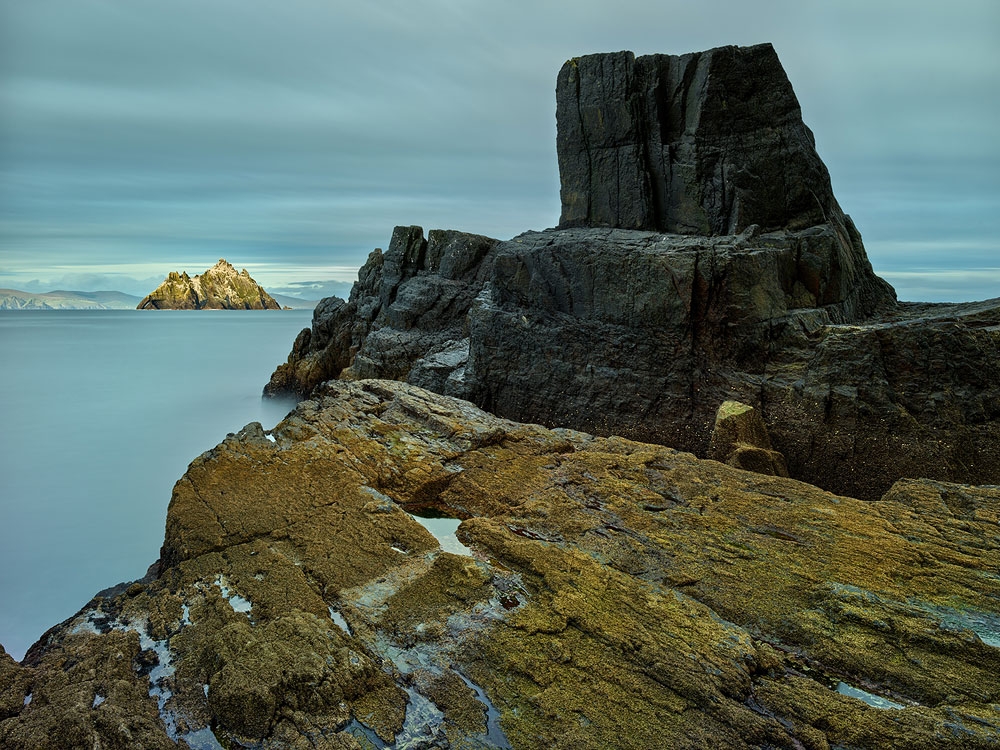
[[268, 280, 354, 301], [1, 1, 997, 300], [876, 268, 1000, 303]]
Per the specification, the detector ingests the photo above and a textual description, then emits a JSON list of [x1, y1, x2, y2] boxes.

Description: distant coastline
[[0, 288, 141, 310], [1, 287, 317, 310]]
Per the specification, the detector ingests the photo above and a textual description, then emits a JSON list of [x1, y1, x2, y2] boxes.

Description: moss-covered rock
[[2, 380, 998, 748]]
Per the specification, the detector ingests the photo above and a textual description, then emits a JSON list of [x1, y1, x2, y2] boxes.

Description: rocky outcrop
[[265, 227, 500, 397], [263, 45, 1000, 501], [137, 259, 281, 310], [556, 44, 839, 235], [265, 221, 998, 500], [3, 381, 999, 748], [463, 231, 999, 500]]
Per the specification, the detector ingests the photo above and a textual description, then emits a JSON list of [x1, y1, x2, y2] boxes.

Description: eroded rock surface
[[3, 381, 999, 748], [138, 259, 281, 310]]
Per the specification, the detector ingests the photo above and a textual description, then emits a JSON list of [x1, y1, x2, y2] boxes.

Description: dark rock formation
[[556, 44, 839, 235], [267, 221, 998, 500], [4, 381, 1000, 748], [463, 230, 999, 500], [137, 259, 281, 310], [263, 44, 1000, 501], [265, 226, 500, 397]]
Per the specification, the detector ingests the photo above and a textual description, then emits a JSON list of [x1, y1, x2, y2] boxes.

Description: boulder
[[137, 259, 281, 310], [708, 400, 788, 477], [4, 381, 999, 748]]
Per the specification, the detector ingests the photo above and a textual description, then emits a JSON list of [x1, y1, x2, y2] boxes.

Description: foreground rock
[[265, 44, 999, 500], [138, 259, 281, 310], [3, 380, 999, 748]]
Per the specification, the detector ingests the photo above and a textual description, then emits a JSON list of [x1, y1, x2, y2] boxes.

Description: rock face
[[137, 259, 281, 310], [3, 381, 999, 748], [464, 232, 999, 501], [266, 221, 999, 500], [556, 44, 838, 235], [264, 45, 1000, 501], [265, 227, 501, 398]]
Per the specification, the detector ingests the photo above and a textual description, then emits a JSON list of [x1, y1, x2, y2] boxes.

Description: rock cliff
[[556, 44, 839, 235], [138, 260, 281, 310], [3, 381, 998, 748]]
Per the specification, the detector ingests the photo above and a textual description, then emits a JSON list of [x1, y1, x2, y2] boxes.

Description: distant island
[[0, 289, 142, 310], [137, 259, 283, 310]]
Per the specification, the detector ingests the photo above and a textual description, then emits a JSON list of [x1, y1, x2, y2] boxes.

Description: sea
[[0, 309, 312, 660]]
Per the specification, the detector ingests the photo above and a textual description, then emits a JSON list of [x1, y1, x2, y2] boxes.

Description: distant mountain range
[[0, 289, 142, 310], [1, 287, 318, 310], [270, 293, 319, 310]]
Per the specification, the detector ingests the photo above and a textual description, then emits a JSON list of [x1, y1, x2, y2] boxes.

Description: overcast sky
[[1, 0, 997, 301]]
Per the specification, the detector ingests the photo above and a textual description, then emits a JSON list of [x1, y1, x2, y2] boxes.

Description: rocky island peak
[[137, 258, 281, 310]]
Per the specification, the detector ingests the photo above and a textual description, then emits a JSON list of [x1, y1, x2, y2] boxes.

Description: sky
[[0, 0, 997, 302]]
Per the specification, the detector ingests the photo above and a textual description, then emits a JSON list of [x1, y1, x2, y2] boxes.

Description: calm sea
[[0, 310, 311, 660]]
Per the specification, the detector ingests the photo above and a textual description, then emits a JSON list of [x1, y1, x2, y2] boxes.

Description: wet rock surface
[[3, 380, 999, 748], [138, 259, 281, 310]]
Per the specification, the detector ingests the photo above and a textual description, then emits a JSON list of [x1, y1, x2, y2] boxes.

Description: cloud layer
[[1, 0, 997, 301]]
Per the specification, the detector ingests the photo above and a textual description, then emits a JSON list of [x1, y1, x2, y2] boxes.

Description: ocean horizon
[[0, 309, 311, 660]]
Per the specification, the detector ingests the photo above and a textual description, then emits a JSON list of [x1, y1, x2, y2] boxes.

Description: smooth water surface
[[0, 310, 310, 659]]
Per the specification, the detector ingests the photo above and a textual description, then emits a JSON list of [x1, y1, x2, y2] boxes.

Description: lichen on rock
[[3, 380, 999, 748]]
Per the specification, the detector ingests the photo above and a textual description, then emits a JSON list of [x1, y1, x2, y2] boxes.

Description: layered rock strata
[[138, 259, 281, 310], [3, 381, 999, 748]]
